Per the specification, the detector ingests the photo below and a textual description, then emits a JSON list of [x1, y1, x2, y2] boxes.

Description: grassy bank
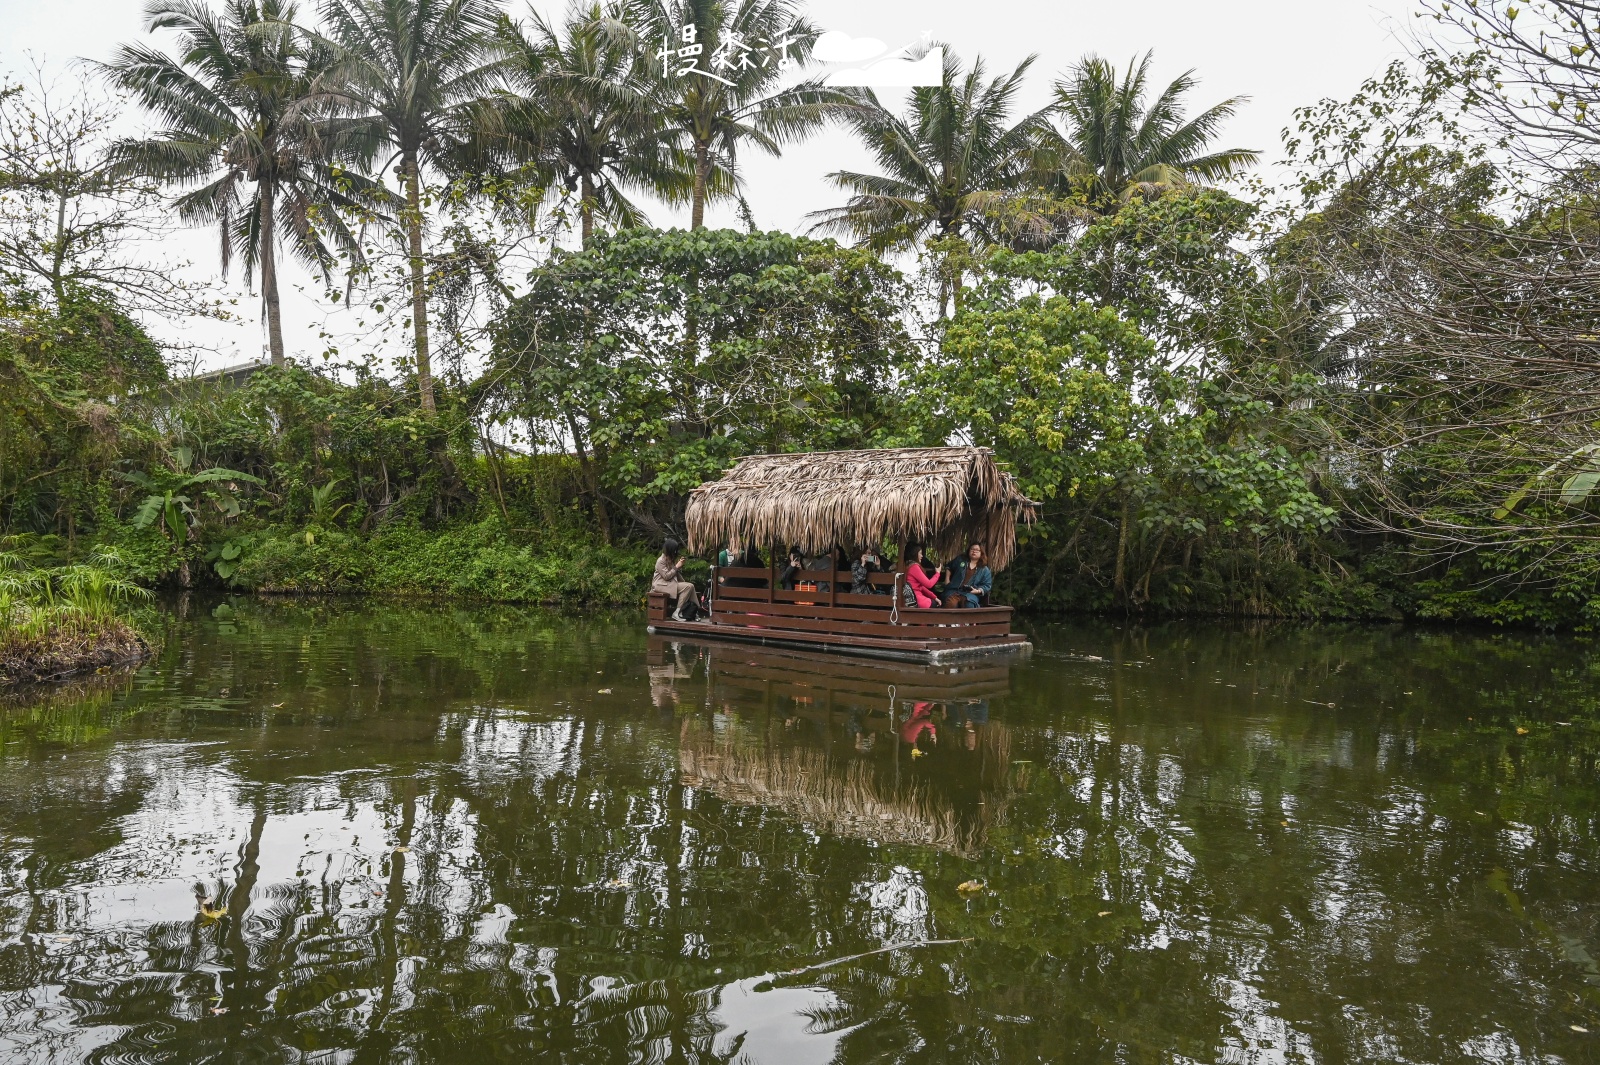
[[0, 546, 153, 685], [221, 520, 664, 605]]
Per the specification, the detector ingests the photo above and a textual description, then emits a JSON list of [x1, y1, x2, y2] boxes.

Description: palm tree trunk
[[691, 142, 710, 229], [402, 153, 435, 413], [259, 178, 286, 367], [580, 173, 595, 247], [223, 807, 267, 1012]]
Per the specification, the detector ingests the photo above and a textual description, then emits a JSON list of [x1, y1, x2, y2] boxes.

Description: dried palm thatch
[[685, 447, 1039, 571]]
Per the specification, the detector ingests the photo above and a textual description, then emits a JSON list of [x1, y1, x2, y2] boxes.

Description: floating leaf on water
[[1517, 727, 1530, 735], [1097, 911, 1112, 917], [956, 880, 985, 895], [598, 688, 612, 694], [1573, 1025, 1590, 1033]]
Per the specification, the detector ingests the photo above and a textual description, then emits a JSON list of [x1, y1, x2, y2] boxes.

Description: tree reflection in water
[[0, 601, 1597, 1062]]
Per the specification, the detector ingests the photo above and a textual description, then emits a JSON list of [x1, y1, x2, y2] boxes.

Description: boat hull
[[647, 620, 1030, 663], [649, 574, 1032, 663]]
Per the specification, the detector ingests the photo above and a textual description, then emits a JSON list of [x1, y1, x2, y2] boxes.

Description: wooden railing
[[658, 565, 1016, 644]]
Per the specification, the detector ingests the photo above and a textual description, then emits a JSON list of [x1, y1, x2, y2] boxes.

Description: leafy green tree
[[932, 293, 1153, 591], [104, 0, 373, 366], [935, 287, 1332, 609], [929, 185, 1336, 611], [489, 228, 913, 538], [990, 187, 1267, 359], [492, 1, 688, 246], [1047, 52, 1258, 211], [638, 0, 829, 229], [0, 287, 166, 544], [317, 0, 502, 411]]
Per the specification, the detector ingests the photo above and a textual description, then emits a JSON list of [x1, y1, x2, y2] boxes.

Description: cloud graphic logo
[[812, 30, 888, 64], [825, 46, 944, 88]]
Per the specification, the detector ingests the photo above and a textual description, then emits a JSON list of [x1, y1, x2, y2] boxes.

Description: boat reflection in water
[[650, 638, 1018, 859]]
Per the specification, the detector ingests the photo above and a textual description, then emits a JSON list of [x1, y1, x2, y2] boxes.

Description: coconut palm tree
[[1048, 52, 1258, 211], [493, 2, 690, 246], [807, 47, 1054, 310], [808, 47, 1053, 250], [637, 0, 829, 229], [316, 0, 502, 412], [104, 0, 372, 367]]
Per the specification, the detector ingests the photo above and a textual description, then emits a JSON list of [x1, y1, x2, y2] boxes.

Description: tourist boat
[[647, 446, 1038, 663]]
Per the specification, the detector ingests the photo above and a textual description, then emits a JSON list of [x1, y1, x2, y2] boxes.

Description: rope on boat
[[891, 573, 902, 624]]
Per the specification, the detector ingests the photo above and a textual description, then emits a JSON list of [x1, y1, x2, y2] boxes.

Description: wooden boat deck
[[648, 566, 1031, 663]]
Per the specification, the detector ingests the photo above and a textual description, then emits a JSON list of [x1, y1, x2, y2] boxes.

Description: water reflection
[[0, 601, 1597, 1062], [662, 640, 1013, 857]]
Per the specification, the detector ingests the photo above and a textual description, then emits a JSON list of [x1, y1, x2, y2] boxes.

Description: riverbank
[[208, 521, 1591, 631], [0, 615, 149, 684]]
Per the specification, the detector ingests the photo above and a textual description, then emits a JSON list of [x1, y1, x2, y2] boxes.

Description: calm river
[[1, 599, 1598, 1063]]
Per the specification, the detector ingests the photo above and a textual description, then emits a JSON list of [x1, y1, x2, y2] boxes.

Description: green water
[[2, 600, 1599, 1063]]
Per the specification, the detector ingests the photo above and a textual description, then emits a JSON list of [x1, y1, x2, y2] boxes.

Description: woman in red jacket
[[902, 544, 941, 609]]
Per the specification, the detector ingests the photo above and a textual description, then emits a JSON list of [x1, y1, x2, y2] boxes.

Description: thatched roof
[[685, 446, 1038, 571]]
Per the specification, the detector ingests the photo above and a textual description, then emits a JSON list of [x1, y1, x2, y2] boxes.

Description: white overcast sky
[[0, 0, 1420, 372]]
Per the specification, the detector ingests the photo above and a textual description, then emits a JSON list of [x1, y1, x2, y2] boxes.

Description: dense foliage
[[6, 0, 1600, 632]]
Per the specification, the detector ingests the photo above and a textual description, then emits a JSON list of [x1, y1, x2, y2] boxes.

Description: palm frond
[[1050, 50, 1257, 208]]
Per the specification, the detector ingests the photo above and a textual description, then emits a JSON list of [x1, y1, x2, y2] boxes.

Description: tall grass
[[0, 538, 151, 682]]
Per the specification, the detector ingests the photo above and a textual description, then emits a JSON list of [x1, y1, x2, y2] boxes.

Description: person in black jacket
[[778, 545, 805, 590]]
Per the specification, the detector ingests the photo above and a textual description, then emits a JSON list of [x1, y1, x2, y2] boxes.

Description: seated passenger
[[719, 543, 766, 588], [652, 538, 701, 621], [778, 545, 804, 590], [851, 548, 885, 595], [943, 543, 993, 608], [902, 544, 941, 608], [805, 549, 834, 593]]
